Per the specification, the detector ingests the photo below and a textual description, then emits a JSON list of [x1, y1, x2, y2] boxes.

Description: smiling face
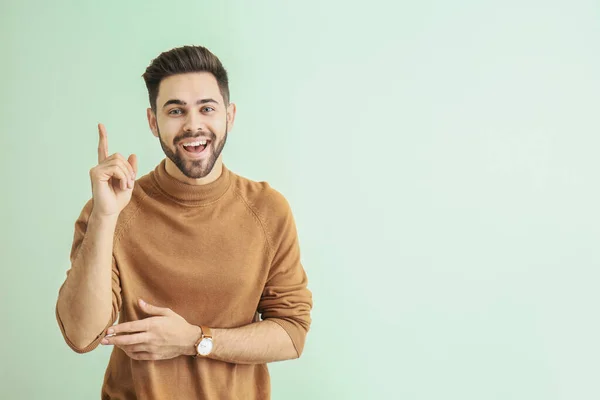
[[147, 72, 236, 183]]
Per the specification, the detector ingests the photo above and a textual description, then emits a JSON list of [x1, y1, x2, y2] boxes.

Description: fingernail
[[107, 328, 114, 334]]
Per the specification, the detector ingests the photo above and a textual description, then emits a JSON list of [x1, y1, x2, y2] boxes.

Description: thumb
[[139, 298, 171, 316], [128, 154, 138, 176]]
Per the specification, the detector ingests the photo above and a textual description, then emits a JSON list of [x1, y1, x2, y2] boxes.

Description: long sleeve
[[53, 162, 310, 398], [55, 199, 123, 353], [256, 188, 313, 357]]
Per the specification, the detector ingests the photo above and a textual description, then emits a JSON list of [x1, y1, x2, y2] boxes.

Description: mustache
[[174, 131, 217, 145]]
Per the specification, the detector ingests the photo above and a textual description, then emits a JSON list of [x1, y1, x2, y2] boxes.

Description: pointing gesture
[[89, 123, 138, 218], [97, 123, 110, 163]]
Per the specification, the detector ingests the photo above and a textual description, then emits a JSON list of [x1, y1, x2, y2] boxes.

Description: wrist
[[185, 324, 203, 357], [89, 211, 119, 227]]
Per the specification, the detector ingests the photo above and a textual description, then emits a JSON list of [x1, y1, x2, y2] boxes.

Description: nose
[[183, 109, 206, 133]]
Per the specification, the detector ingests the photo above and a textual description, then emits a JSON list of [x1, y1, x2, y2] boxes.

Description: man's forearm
[[185, 320, 298, 364], [56, 212, 117, 350]]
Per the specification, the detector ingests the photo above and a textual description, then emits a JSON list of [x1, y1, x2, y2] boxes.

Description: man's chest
[[113, 209, 272, 321]]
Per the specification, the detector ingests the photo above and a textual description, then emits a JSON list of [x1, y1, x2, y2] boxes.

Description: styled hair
[[142, 45, 230, 112]]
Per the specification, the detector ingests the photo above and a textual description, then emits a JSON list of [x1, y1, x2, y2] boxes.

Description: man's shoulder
[[229, 170, 292, 219]]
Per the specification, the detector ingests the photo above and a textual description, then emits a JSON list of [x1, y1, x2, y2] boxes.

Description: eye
[[202, 106, 215, 113], [168, 108, 183, 115]]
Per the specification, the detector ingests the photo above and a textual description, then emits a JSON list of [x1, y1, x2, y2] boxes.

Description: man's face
[[147, 72, 235, 179]]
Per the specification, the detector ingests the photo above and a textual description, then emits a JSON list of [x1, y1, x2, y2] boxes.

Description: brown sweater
[[55, 159, 312, 399]]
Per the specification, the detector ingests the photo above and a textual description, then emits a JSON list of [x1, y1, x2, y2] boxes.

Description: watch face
[[197, 338, 213, 356]]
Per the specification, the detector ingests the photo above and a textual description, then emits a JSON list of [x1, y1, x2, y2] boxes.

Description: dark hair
[[142, 45, 230, 112]]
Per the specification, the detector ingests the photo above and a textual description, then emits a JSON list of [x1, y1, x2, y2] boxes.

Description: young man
[[55, 45, 312, 399]]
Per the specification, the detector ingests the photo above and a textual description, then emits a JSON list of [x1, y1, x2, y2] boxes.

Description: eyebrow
[[162, 98, 219, 109]]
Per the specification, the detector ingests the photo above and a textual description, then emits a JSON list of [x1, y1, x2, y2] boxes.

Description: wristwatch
[[193, 326, 214, 358]]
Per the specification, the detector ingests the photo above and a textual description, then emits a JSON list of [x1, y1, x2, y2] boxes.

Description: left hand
[[101, 298, 200, 361]]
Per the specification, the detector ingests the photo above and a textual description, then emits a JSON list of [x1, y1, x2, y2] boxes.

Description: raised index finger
[[97, 123, 109, 163]]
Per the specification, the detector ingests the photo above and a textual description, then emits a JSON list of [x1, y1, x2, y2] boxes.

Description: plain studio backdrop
[[1, 0, 599, 399]]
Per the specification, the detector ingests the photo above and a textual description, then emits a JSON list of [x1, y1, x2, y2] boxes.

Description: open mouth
[[181, 140, 211, 154]]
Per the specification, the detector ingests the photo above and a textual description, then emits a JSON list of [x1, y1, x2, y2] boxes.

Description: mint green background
[[2, 0, 600, 398]]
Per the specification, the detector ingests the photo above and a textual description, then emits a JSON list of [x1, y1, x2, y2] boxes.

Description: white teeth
[[183, 140, 208, 147]]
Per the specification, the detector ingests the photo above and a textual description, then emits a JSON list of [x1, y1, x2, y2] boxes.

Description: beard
[[158, 122, 228, 179]]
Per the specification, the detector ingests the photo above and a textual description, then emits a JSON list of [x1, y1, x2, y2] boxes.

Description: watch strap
[[200, 325, 212, 339]]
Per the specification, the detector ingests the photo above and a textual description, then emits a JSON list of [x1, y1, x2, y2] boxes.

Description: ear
[[147, 108, 159, 138], [226, 102, 237, 132]]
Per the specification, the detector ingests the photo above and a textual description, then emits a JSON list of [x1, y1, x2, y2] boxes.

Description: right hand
[[89, 123, 138, 218]]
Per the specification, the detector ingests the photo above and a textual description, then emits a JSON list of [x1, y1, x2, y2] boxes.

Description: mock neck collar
[[150, 159, 232, 206]]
